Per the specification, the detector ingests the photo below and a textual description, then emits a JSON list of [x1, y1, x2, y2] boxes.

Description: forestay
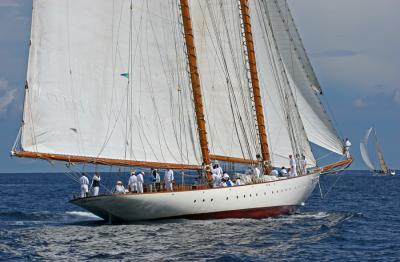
[[22, 0, 202, 166], [190, 1, 259, 160], [264, 0, 343, 155]]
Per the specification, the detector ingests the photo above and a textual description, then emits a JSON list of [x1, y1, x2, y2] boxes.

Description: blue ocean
[[0, 171, 399, 261]]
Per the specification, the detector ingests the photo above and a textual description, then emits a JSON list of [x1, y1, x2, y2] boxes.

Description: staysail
[[21, 0, 202, 167], [249, 0, 315, 168], [259, 0, 343, 155], [360, 127, 375, 171]]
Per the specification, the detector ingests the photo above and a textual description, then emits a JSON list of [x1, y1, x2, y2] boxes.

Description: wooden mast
[[239, 0, 271, 172], [180, 0, 211, 169]]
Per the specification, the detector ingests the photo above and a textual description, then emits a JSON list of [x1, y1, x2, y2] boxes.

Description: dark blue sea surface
[[0, 171, 399, 261]]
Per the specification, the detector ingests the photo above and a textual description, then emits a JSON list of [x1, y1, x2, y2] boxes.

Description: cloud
[[394, 89, 400, 105], [0, 0, 21, 8], [0, 78, 9, 91], [0, 88, 18, 117], [353, 98, 367, 108], [311, 50, 360, 58]]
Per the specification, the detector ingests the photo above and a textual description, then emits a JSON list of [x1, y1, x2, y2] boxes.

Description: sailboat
[[11, 0, 352, 222], [360, 127, 395, 176]]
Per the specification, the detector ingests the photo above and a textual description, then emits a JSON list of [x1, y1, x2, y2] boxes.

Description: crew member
[[270, 168, 279, 176], [164, 169, 174, 191], [91, 172, 101, 196], [152, 168, 161, 191], [79, 172, 89, 198], [128, 171, 138, 193], [113, 181, 125, 194], [253, 166, 261, 178], [345, 138, 352, 158], [137, 172, 144, 193], [300, 155, 307, 175], [280, 166, 288, 177], [289, 155, 297, 177]]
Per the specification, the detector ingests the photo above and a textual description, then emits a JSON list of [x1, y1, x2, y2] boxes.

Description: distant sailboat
[[360, 127, 395, 176], [11, 0, 352, 222]]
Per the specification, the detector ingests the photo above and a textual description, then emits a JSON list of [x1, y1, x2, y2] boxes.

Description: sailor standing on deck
[[91, 172, 101, 196], [128, 171, 138, 193], [211, 161, 223, 187], [299, 155, 307, 175], [137, 172, 144, 193], [164, 169, 174, 191], [289, 155, 297, 177], [344, 138, 352, 159], [253, 166, 261, 178], [79, 173, 90, 198]]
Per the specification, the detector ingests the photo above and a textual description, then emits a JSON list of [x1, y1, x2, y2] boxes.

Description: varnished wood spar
[[322, 157, 353, 172], [239, 0, 271, 172], [12, 151, 202, 170], [180, 0, 210, 168], [210, 154, 258, 165]]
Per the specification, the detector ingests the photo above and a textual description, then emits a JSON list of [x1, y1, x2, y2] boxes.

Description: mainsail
[[190, 1, 260, 161], [360, 127, 375, 171], [21, 0, 202, 167]]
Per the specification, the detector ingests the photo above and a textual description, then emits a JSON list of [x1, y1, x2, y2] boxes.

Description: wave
[[0, 210, 101, 225]]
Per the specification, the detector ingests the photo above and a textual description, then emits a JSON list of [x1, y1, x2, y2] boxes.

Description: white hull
[[71, 172, 320, 222]]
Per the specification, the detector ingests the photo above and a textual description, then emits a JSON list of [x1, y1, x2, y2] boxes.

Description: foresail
[[190, 1, 259, 160], [360, 127, 375, 171], [263, 0, 343, 155], [22, 0, 202, 166], [249, 1, 315, 168]]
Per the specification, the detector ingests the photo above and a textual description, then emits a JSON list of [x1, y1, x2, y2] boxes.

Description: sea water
[[0, 171, 399, 261]]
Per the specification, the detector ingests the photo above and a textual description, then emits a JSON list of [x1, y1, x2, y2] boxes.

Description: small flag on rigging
[[120, 73, 129, 79]]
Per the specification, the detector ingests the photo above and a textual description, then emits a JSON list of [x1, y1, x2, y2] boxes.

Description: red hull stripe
[[169, 205, 299, 220]]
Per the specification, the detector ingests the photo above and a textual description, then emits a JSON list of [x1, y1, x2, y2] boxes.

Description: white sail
[[22, 0, 202, 165], [360, 127, 375, 171], [263, 0, 343, 155], [250, 1, 315, 168], [374, 130, 389, 173], [190, 1, 259, 160]]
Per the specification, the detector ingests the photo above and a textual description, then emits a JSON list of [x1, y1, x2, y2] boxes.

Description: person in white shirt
[[280, 166, 288, 177], [211, 172, 219, 188], [270, 168, 279, 176], [345, 138, 352, 159], [299, 155, 307, 175], [289, 155, 297, 177], [211, 162, 223, 187], [128, 171, 138, 193], [164, 169, 174, 191], [113, 181, 125, 194], [79, 173, 90, 198], [253, 166, 261, 178], [137, 172, 144, 193], [235, 177, 242, 186], [91, 172, 101, 196]]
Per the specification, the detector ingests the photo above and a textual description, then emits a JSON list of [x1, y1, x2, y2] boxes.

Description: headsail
[[21, 0, 202, 167], [359, 127, 375, 171], [259, 0, 343, 155]]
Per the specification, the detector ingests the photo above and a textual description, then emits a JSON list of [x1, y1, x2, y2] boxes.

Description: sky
[[0, 0, 399, 172]]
